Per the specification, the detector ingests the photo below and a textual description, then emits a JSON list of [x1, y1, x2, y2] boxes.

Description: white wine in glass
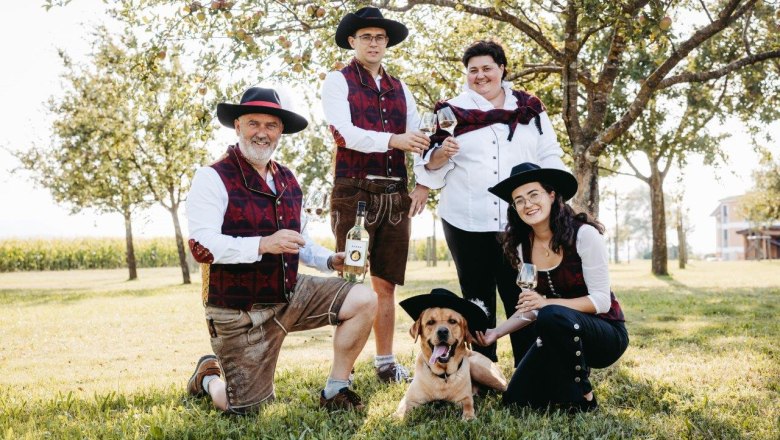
[[437, 107, 457, 135], [419, 112, 436, 136], [516, 263, 538, 321]]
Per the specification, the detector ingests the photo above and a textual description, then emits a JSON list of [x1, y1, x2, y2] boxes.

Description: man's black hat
[[335, 7, 408, 49], [216, 87, 308, 134]]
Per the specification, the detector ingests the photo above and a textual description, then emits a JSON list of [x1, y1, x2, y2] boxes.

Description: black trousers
[[442, 219, 527, 365], [502, 305, 628, 410]]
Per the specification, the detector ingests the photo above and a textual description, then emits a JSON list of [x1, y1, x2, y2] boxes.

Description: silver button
[[576, 350, 581, 356], [574, 323, 580, 330], [575, 365, 582, 371], [382, 108, 386, 112], [574, 377, 581, 383], [279, 216, 283, 219], [574, 336, 580, 342], [284, 263, 288, 267], [381, 97, 385, 101], [388, 156, 392, 159], [277, 200, 281, 204], [384, 119, 387, 123], [285, 278, 289, 283]]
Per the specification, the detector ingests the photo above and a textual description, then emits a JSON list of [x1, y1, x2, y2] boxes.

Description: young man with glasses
[[320, 7, 430, 383]]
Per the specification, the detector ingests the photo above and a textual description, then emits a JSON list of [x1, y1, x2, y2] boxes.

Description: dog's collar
[[426, 358, 465, 383]]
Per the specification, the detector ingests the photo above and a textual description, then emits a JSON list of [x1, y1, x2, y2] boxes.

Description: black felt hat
[[488, 162, 578, 204], [216, 87, 308, 134], [335, 7, 408, 49], [399, 288, 489, 335]]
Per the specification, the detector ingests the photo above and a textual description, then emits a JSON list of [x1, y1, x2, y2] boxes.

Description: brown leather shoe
[[187, 355, 221, 397], [319, 387, 365, 411], [376, 362, 412, 383]]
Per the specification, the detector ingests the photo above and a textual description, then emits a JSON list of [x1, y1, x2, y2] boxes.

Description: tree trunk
[[431, 213, 437, 267], [169, 203, 191, 284], [649, 168, 668, 275], [677, 206, 687, 269], [572, 157, 600, 217], [613, 191, 619, 264], [123, 209, 138, 281]]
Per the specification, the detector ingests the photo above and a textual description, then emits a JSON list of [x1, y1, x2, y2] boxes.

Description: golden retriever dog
[[395, 302, 507, 421]]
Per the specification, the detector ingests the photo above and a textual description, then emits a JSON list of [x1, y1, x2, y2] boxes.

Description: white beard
[[238, 136, 275, 169]]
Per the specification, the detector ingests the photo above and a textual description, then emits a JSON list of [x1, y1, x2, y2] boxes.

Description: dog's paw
[[461, 411, 476, 421]]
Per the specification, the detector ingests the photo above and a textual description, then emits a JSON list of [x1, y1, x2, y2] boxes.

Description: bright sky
[[1, 1, 776, 255]]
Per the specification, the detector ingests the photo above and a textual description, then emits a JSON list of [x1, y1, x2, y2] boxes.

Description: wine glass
[[516, 263, 537, 321], [301, 188, 330, 233], [419, 112, 436, 136], [436, 107, 457, 136]]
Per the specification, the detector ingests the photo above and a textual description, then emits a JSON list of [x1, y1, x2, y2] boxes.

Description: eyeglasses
[[354, 34, 389, 45], [512, 192, 544, 210]]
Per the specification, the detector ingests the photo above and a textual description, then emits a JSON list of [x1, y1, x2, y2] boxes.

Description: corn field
[[0, 238, 180, 272]]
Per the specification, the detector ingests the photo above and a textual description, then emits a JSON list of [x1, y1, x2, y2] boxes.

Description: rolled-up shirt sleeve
[[576, 224, 612, 314], [536, 112, 566, 170], [321, 71, 393, 153], [186, 167, 262, 264]]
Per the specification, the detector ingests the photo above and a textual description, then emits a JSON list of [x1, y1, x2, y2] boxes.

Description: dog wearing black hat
[[395, 288, 508, 420]]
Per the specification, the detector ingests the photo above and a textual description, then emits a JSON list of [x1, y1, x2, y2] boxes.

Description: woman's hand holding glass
[[440, 136, 460, 158], [517, 289, 547, 315], [516, 263, 542, 320]]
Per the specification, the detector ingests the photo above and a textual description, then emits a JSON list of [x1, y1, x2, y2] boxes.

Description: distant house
[[711, 195, 780, 260]]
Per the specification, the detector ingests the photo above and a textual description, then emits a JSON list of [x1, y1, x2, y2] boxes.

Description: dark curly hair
[[461, 40, 508, 80], [501, 182, 605, 268]]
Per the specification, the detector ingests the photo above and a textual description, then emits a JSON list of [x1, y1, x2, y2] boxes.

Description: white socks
[[323, 378, 351, 399], [374, 354, 395, 368], [201, 375, 219, 395]]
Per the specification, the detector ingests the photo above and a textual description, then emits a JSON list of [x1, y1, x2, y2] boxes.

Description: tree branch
[[658, 50, 779, 89], [625, 155, 650, 183], [377, 0, 564, 60], [589, 0, 757, 157]]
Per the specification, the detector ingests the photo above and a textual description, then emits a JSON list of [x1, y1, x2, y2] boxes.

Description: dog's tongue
[[429, 344, 449, 365]]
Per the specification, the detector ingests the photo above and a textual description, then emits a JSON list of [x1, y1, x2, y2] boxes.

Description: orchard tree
[[119, 38, 219, 285], [742, 154, 780, 226], [63, 0, 780, 219], [608, 80, 728, 274], [15, 44, 149, 280]]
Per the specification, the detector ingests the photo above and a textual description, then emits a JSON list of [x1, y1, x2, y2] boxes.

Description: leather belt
[[334, 177, 405, 194]]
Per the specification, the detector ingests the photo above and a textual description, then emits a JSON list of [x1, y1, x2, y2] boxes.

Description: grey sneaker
[[187, 355, 221, 397], [376, 362, 411, 383]]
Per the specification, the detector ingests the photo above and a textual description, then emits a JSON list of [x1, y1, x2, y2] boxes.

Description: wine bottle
[[343, 201, 369, 283]]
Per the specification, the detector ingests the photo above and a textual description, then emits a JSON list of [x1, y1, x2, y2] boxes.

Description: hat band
[[241, 100, 282, 109]]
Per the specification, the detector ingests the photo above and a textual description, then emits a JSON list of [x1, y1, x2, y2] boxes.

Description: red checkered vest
[[522, 222, 625, 322], [330, 58, 408, 180], [206, 145, 302, 308]]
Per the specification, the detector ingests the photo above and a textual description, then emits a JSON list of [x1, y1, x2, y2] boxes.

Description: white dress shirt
[[519, 224, 612, 314], [320, 68, 422, 157], [186, 165, 332, 272], [415, 81, 566, 232]]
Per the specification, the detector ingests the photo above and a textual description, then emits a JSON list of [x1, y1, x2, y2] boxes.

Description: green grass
[[1, 260, 779, 439]]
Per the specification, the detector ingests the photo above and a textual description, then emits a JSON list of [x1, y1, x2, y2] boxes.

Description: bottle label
[[344, 239, 368, 267]]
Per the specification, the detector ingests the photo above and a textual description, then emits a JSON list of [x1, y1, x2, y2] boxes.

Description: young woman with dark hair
[[476, 162, 628, 412]]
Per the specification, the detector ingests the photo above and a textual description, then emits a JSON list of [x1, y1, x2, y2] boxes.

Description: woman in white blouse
[[415, 40, 566, 365], [475, 162, 627, 412]]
